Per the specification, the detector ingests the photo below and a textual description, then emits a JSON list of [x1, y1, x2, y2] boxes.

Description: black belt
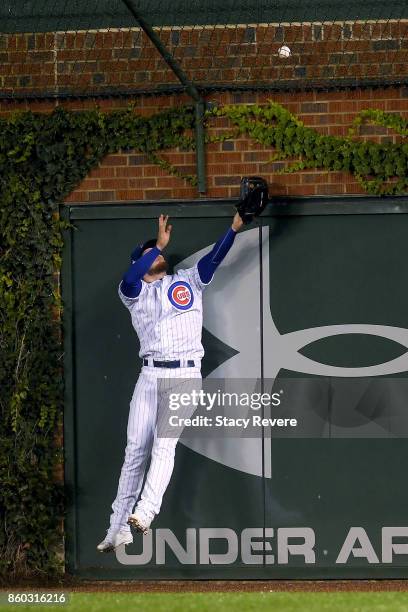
[[143, 358, 195, 368]]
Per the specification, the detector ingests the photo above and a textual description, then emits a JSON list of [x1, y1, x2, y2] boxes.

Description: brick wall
[[0, 21, 407, 96], [40, 87, 408, 201], [1, 19, 407, 202], [1, 87, 407, 200]]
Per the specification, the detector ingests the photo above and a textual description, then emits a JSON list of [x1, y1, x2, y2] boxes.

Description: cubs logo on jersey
[[168, 281, 194, 310]]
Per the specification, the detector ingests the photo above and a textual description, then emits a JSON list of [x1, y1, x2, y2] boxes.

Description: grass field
[[2, 592, 408, 611]]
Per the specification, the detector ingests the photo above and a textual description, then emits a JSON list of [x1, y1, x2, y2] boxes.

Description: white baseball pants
[[108, 364, 201, 534]]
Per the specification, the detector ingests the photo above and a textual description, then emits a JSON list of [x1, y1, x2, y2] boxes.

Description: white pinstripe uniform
[[108, 263, 208, 534]]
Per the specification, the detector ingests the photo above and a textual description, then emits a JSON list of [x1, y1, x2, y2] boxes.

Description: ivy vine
[[1, 99, 407, 578], [209, 102, 408, 196], [0, 104, 196, 579]]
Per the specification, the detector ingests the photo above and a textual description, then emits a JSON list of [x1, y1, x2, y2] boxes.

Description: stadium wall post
[[120, 0, 207, 193], [195, 100, 206, 194]]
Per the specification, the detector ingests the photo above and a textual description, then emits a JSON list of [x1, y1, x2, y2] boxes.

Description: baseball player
[[97, 211, 245, 552]]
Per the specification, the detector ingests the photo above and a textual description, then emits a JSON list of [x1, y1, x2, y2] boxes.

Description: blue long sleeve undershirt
[[197, 227, 237, 284], [120, 227, 237, 299], [121, 246, 161, 298]]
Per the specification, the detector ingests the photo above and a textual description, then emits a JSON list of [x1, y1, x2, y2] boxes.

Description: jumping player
[[97, 211, 244, 552]]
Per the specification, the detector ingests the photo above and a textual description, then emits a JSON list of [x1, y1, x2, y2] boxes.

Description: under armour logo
[[175, 227, 408, 477]]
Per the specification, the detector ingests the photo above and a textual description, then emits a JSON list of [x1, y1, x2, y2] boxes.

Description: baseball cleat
[[96, 529, 133, 553], [127, 512, 151, 535]]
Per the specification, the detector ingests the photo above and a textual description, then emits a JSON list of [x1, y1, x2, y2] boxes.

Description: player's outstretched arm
[[121, 214, 171, 298], [197, 212, 244, 284], [121, 247, 161, 297]]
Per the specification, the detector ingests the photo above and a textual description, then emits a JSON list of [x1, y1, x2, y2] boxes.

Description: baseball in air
[[278, 45, 291, 58]]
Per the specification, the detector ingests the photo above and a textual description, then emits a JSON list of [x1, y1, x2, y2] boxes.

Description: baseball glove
[[235, 176, 269, 225]]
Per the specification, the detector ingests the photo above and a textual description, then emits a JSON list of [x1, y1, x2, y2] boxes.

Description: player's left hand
[[231, 211, 244, 232], [157, 214, 172, 250]]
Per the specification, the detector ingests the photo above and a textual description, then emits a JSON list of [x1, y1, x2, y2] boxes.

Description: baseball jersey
[[118, 264, 209, 361]]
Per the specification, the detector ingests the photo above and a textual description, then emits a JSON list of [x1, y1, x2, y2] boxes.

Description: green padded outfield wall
[[62, 198, 408, 579]]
